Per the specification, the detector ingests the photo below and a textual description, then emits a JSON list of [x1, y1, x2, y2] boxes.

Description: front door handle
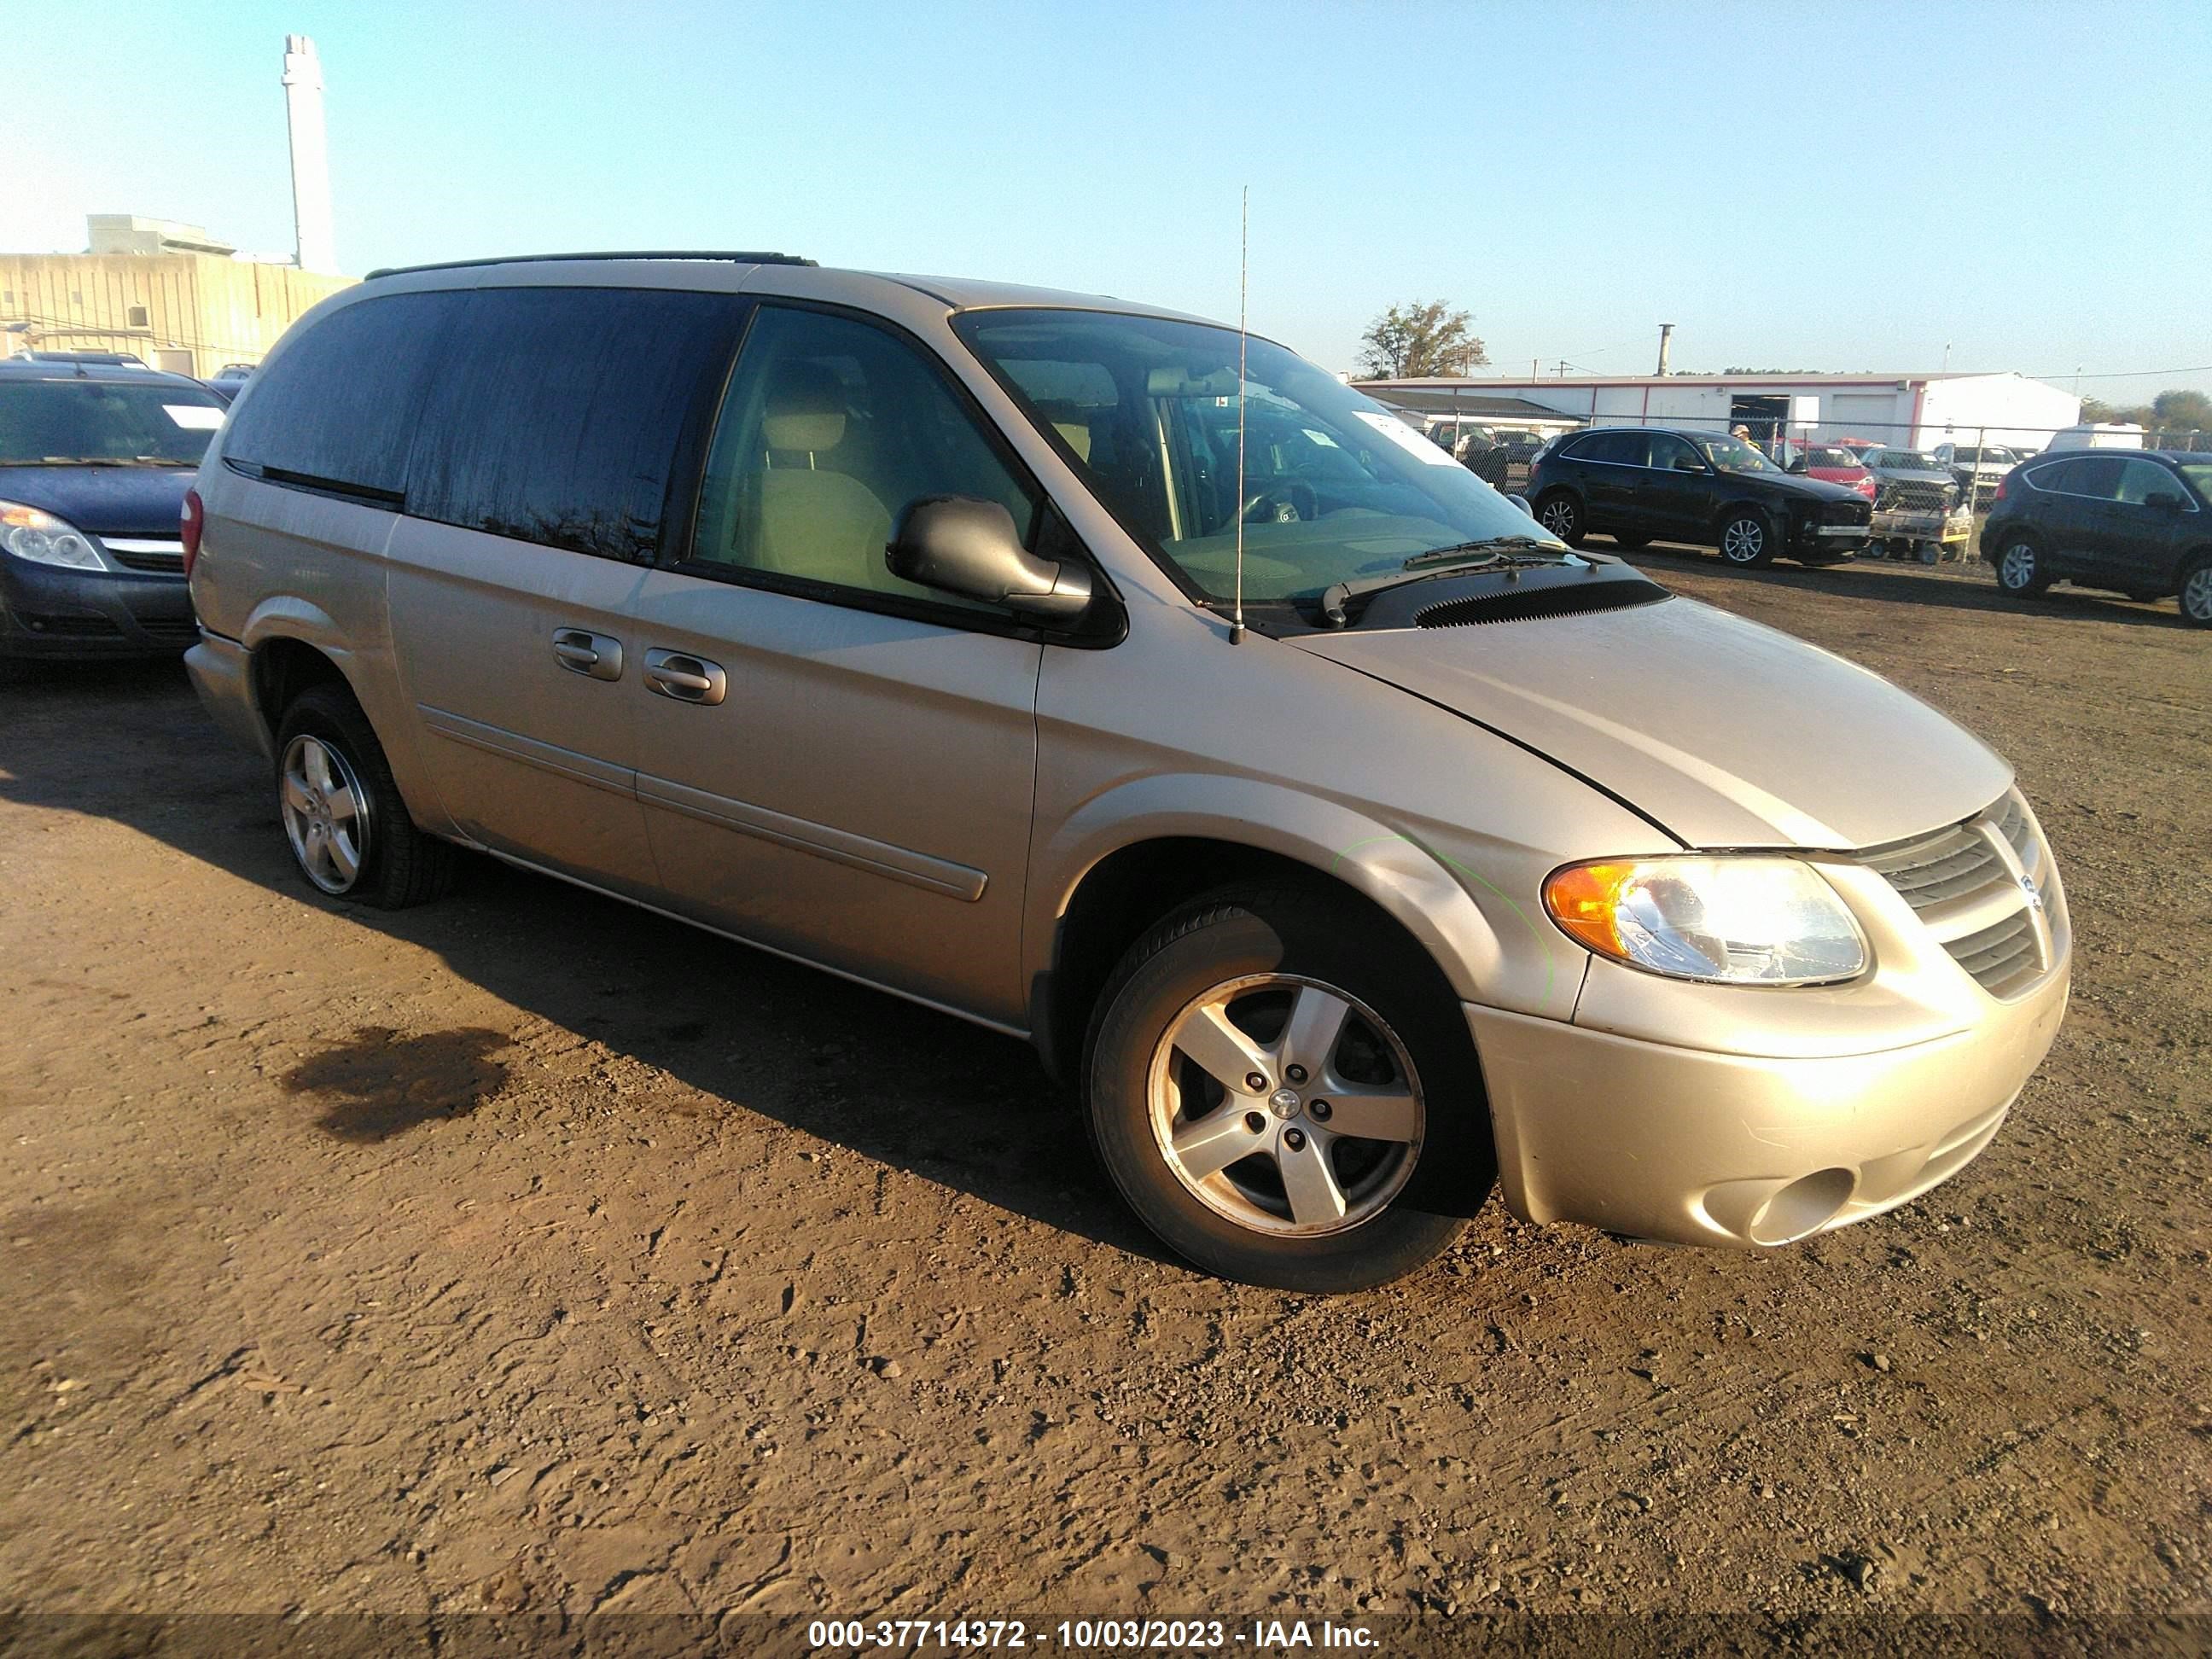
[[643, 648, 727, 707], [552, 628, 624, 682]]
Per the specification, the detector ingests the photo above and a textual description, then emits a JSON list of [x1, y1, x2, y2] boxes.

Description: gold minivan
[[184, 254, 2070, 1289]]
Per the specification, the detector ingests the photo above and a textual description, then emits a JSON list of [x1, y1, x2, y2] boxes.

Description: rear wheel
[[275, 683, 458, 908], [1718, 507, 1777, 568], [1083, 886, 1487, 1291], [2181, 556, 2212, 628], [1994, 534, 2052, 597], [1534, 492, 1585, 546]]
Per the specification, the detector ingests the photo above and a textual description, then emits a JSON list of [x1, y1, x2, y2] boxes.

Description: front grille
[[102, 538, 185, 573], [1856, 790, 2058, 998], [1820, 498, 1871, 524], [1945, 910, 2043, 999], [1877, 480, 1953, 512], [1860, 821, 2003, 907]]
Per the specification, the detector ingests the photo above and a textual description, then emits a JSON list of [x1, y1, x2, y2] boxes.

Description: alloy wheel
[[1538, 499, 1577, 538], [2000, 544, 2037, 591], [1147, 974, 1423, 1237], [280, 733, 371, 895], [1721, 517, 1765, 563], [2184, 565, 2212, 623]]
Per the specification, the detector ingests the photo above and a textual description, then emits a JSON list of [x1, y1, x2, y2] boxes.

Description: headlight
[[1544, 857, 1866, 986], [0, 501, 104, 571]]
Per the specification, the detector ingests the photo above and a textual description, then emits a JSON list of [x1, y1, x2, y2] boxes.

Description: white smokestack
[[282, 34, 337, 273]]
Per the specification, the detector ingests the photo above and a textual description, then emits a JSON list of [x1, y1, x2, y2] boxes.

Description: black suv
[[1527, 426, 1872, 568], [1982, 451, 2212, 626], [0, 359, 223, 658]]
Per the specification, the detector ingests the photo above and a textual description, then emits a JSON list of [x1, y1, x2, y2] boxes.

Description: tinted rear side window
[[406, 287, 747, 562], [1575, 430, 1648, 466], [224, 292, 457, 497]]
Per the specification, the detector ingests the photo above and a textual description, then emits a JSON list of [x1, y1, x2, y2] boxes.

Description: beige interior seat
[[755, 363, 899, 591]]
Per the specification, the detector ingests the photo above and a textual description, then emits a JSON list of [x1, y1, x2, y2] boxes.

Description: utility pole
[[1656, 323, 1674, 377]]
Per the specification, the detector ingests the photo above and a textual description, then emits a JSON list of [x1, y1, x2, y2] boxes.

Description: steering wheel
[[1241, 480, 1318, 525]]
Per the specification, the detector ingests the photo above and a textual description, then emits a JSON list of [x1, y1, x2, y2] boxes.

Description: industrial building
[[1358, 370, 2082, 451], [0, 35, 348, 378]]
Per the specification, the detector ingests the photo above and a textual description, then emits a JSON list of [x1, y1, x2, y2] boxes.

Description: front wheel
[[275, 684, 458, 908], [1717, 508, 1777, 568], [1083, 887, 1487, 1291], [1534, 492, 1586, 547]]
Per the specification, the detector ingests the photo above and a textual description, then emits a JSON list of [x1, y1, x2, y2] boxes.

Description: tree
[[2152, 389, 2212, 434], [1355, 300, 1487, 379]]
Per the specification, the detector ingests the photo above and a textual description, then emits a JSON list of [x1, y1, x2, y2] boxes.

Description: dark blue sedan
[[0, 359, 224, 658]]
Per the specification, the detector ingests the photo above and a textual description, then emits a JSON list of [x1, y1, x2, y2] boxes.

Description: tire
[[1082, 885, 1487, 1292], [1534, 491, 1586, 547], [1993, 533, 2052, 597], [1610, 530, 1650, 550], [1717, 507, 1778, 568], [274, 682, 458, 909], [2181, 556, 2212, 629], [1917, 541, 1939, 565]]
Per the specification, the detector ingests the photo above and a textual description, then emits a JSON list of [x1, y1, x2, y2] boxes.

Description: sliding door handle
[[643, 649, 727, 706], [552, 628, 623, 681]]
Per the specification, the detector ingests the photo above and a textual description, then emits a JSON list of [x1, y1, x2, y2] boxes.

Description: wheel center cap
[[1268, 1087, 1302, 1121]]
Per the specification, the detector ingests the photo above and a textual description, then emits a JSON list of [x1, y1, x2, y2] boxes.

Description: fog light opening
[[1748, 1167, 1854, 1246]]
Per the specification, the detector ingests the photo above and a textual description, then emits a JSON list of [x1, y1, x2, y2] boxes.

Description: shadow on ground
[[0, 660, 1161, 1261]]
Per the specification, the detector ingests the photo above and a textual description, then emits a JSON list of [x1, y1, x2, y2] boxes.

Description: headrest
[[764, 362, 846, 451]]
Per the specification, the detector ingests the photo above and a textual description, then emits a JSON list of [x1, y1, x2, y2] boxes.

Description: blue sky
[[5, 0, 2208, 400]]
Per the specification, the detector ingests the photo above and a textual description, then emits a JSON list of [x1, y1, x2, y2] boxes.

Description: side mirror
[[2144, 491, 2186, 514], [1786, 457, 1807, 473], [887, 496, 1093, 620], [1507, 492, 1534, 519]]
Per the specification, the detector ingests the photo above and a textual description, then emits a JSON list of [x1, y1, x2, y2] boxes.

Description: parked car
[[2045, 422, 2145, 451], [212, 363, 257, 383], [0, 358, 222, 658], [1527, 425, 1873, 567], [1932, 442, 2020, 509], [1786, 444, 1878, 500], [1859, 448, 1973, 562], [1982, 450, 2212, 625], [1457, 426, 1549, 488], [184, 254, 2069, 1290]]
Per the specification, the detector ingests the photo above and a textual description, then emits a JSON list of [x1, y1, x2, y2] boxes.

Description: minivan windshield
[[952, 309, 1561, 603], [0, 378, 224, 467]]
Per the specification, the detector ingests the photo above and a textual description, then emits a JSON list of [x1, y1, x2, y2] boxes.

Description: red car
[[1789, 444, 1878, 501]]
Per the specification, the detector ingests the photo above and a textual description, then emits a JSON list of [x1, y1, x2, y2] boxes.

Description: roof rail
[[364, 250, 818, 280]]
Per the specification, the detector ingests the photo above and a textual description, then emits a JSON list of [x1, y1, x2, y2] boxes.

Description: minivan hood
[[0, 463, 194, 538], [1292, 597, 2011, 849]]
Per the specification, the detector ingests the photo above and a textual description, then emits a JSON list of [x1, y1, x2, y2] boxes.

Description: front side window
[[2116, 458, 2183, 505], [1649, 434, 1704, 472], [690, 306, 1039, 608], [952, 308, 1555, 605], [1698, 434, 1779, 474], [0, 379, 222, 467]]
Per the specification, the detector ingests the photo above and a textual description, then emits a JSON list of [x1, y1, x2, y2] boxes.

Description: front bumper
[[0, 555, 196, 659], [1467, 957, 2069, 1248]]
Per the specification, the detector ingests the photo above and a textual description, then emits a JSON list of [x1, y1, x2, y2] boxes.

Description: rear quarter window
[[224, 292, 457, 497], [405, 287, 748, 562]]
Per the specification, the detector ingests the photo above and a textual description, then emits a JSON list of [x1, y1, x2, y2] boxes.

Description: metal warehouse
[[1356, 370, 2082, 452]]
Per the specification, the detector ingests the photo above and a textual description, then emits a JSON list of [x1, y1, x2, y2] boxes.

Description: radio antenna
[[1230, 185, 1249, 644]]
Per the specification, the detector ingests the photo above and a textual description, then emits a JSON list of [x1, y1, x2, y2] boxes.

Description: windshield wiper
[[1315, 540, 1587, 626], [1400, 533, 1566, 569]]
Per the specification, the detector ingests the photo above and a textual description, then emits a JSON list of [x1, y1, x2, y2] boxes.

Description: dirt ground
[[2, 548, 2208, 1633]]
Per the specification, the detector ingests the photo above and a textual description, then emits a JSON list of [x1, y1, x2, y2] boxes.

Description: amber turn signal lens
[[1544, 862, 1635, 958]]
